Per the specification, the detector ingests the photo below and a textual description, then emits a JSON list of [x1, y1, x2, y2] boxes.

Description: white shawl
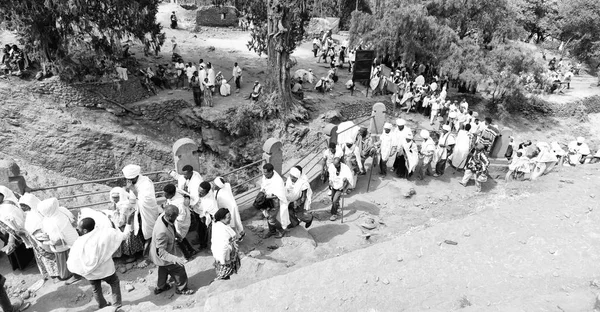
[[20, 193, 43, 235], [285, 176, 313, 211], [67, 227, 125, 277], [38, 198, 78, 253], [260, 171, 290, 229], [211, 221, 236, 264], [130, 175, 162, 240], [0, 186, 19, 207], [172, 171, 203, 206], [380, 132, 395, 161], [166, 191, 191, 237], [79, 208, 113, 230], [215, 182, 244, 235]]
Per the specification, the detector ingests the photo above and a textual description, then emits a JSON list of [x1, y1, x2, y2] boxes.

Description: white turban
[[383, 122, 392, 130], [442, 124, 451, 132], [122, 164, 141, 179], [406, 132, 414, 140], [290, 167, 301, 178], [214, 177, 225, 189], [396, 118, 406, 126], [420, 129, 430, 139]]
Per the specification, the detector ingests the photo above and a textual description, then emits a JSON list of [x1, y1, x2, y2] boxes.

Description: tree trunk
[[265, 0, 297, 116]]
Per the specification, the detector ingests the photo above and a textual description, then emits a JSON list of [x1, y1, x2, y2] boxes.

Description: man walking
[[149, 205, 195, 296], [232, 62, 242, 92], [67, 215, 134, 310], [328, 157, 352, 221]]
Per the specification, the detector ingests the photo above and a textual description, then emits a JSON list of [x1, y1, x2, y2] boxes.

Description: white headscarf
[[122, 164, 141, 179], [38, 198, 78, 252], [19, 193, 43, 235], [0, 185, 19, 206]]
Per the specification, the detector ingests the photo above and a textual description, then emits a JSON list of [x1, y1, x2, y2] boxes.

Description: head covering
[[406, 132, 414, 140], [577, 137, 585, 144], [19, 193, 41, 211], [420, 129, 430, 139], [109, 187, 129, 204], [214, 208, 229, 222], [290, 167, 301, 178], [396, 118, 406, 126], [0, 186, 19, 206], [472, 112, 479, 118], [383, 122, 392, 130], [200, 181, 211, 191], [442, 124, 451, 132], [448, 112, 457, 119], [37, 198, 60, 218], [214, 177, 225, 189], [122, 164, 141, 179]]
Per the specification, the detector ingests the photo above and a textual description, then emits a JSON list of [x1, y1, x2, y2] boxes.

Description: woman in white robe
[[260, 170, 290, 229], [450, 125, 473, 169], [220, 77, 231, 96], [531, 142, 558, 180], [211, 208, 240, 280], [37, 198, 78, 280], [214, 177, 244, 238]]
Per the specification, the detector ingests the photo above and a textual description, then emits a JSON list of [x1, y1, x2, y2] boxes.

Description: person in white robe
[[197, 181, 219, 247], [284, 167, 314, 229], [566, 136, 590, 166], [377, 122, 395, 175], [67, 215, 134, 309], [210, 208, 241, 280], [450, 124, 473, 169], [327, 158, 352, 221], [207, 62, 216, 87], [219, 76, 231, 96], [198, 65, 207, 91], [170, 165, 203, 212], [392, 118, 413, 177], [214, 177, 244, 238], [402, 132, 419, 177], [107, 187, 143, 259], [163, 184, 196, 258], [418, 130, 436, 179], [531, 142, 558, 180], [434, 124, 456, 176], [37, 198, 79, 282], [253, 163, 288, 238], [122, 164, 162, 249]]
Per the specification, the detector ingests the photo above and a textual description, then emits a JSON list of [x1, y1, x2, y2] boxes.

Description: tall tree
[[0, 0, 162, 66], [556, 0, 600, 60], [247, 0, 311, 119], [514, 0, 559, 43]]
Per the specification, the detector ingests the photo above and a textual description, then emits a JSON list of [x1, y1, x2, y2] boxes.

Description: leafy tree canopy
[[0, 0, 162, 67], [556, 0, 600, 60]]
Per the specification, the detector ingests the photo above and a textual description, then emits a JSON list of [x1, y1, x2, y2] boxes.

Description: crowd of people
[[0, 164, 252, 310]]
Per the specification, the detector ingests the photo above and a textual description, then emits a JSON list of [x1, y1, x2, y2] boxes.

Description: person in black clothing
[[170, 12, 178, 29]]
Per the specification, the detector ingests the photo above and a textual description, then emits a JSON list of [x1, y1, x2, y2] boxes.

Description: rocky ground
[[1, 2, 600, 312]]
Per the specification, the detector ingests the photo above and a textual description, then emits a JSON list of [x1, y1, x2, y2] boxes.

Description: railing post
[[262, 138, 283, 175], [172, 138, 201, 173], [323, 124, 338, 146], [369, 102, 387, 135], [0, 160, 27, 195], [490, 127, 513, 158]]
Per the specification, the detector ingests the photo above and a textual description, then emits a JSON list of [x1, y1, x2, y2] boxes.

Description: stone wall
[[196, 6, 239, 27], [136, 99, 190, 121], [26, 76, 150, 108]]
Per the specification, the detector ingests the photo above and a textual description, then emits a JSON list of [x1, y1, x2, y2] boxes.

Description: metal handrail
[[231, 173, 263, 190], [30, 170, 168, 192], [218, 159, 265, 180], [282, 138, 328, 175]]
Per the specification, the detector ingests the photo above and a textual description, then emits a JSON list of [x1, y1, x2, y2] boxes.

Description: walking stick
[[367, 156, 375, 193], [341, 195, 344, 224]]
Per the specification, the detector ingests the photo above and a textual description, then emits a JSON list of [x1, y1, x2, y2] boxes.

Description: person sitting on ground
[[251, 81, 262, 101], [505, 150, 532, 182], [149, 205, 195, 295], [67, 215, 134, 310], [217, 72, 231, 96], [253, 163, 288, 238], [531, 142, 558, 180], [315, 76, 331, 93], [211, 208, 241, 281], [328, 157, 352, 221], [285, 167, 314, 229], [291, 78, 303, 99], [566, 136, 590, 166]]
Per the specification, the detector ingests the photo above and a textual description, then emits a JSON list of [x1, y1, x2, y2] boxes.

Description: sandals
[[175, 288, 195, 295], [153, 284, 172, 295]]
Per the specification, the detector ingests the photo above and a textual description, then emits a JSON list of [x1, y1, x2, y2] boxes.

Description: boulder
[[320, 109, 344, 123]]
